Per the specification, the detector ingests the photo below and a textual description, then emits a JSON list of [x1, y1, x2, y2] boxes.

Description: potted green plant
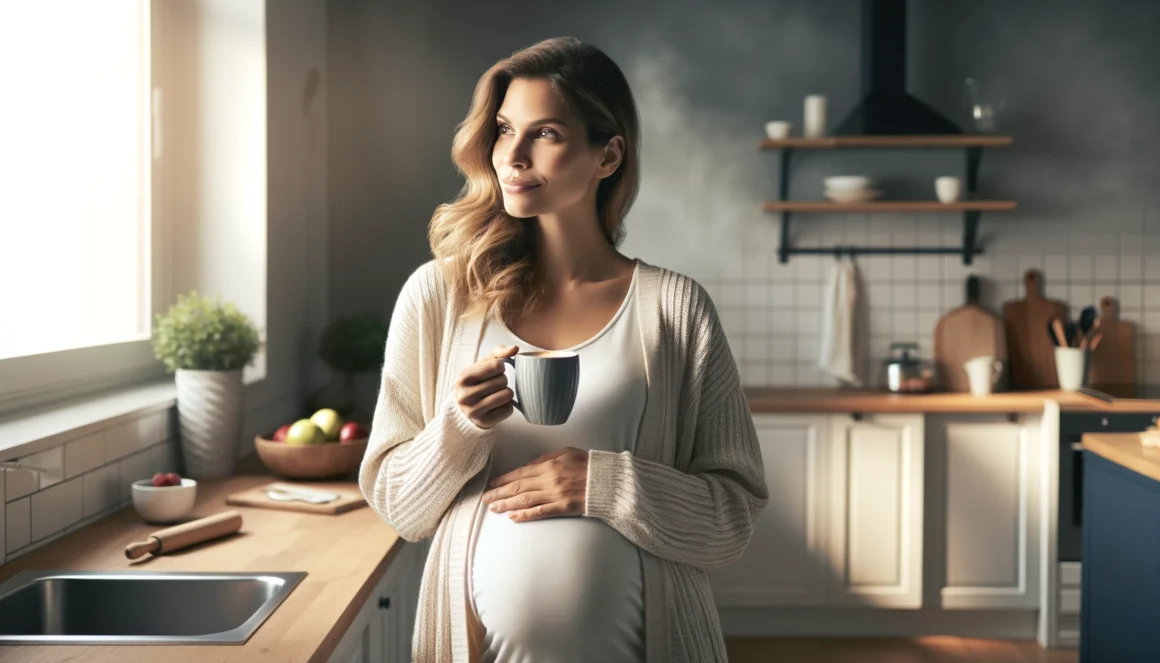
[[152, 291, 262, 479], [310, 313, 388, 418]]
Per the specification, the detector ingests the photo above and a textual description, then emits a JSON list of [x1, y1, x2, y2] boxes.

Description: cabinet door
[[378, 543, 412, 663], [709, 414, 828, 606], [328, 578, 382, 663], [935, 416, 1040, 610], [827, 413, 924, 608]]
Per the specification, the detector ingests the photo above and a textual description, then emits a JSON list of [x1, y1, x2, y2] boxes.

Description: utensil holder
[[1054, 347, 1090, 392]]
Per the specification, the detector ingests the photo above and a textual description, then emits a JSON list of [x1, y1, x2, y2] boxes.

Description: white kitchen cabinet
[[328, 541, 425, 663], [710, 414, 829, 607], [826, 413, 925, 609], [928, 414, 1040, 610]]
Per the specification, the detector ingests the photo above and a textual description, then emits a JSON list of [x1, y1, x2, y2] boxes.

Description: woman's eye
[[497, 124, 512, 135], [539, 128, 559, 139]]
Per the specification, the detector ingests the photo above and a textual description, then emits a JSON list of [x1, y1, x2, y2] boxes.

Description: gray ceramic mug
[[502, 351, 580, 426]]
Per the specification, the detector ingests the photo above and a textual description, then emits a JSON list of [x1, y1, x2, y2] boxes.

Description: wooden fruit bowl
[[254, 434, 368, 480]]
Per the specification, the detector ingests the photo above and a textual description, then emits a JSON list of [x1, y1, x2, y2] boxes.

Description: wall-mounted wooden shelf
[[760, 134, 1015, 265], [761, 200, 1017, 213], [759, 135, 1013, 149]]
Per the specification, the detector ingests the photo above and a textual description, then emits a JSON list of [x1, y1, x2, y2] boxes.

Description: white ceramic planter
[[174, 369, 243, 478]]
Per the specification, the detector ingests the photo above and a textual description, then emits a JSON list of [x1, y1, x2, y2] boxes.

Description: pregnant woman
[[359, 36, 768, 663]]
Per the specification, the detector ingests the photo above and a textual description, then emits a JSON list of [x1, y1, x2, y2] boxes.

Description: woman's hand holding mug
[[455, 345, 519, 429]]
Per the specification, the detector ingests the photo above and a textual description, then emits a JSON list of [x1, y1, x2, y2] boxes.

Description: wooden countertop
[[0, 472, 403, 663], [1084, 432, 1160, 484], [743, 387, 1160, 414]]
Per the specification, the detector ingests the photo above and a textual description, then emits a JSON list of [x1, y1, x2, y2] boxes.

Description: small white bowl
[[823, 176, 873, 193], [131, 478, 198, 524], [764, 121, 792, 139]]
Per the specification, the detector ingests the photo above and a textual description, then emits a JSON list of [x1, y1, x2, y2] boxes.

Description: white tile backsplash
[[7, 497, 30, 554], [82, 464, 122, 519], [5, 466, 39, 502], [699, 213, 1160, 387], [119, 450, 153, 501], [21, 445, 64, 490], [65, 432, 105, 478], [31, 477, 82, 543]]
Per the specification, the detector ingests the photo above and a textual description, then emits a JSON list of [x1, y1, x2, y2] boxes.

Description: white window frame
[[0, 1, 174, 418]]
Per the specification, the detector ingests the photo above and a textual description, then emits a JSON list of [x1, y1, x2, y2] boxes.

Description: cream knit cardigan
[[359, 258, 769, 663]]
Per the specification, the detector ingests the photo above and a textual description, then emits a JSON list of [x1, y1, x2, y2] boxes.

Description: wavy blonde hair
[[428, 36, 641, 321]]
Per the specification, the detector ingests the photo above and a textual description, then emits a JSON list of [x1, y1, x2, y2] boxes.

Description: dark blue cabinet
[[1081, 451, 1160, 662]]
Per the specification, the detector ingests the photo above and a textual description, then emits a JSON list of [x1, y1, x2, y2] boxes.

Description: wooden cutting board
[[1087, 295, 1136, 387], [934, 275, 1007, 392], [1002, 269, 1068, 389], [225, 481, 367, 515]]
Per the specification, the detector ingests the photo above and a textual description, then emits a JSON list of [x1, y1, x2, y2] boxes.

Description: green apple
[[285, 419, 326, 446], [310, 408, 344, 441]]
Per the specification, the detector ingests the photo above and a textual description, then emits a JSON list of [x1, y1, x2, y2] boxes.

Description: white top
[[469, 265, 647, 663]]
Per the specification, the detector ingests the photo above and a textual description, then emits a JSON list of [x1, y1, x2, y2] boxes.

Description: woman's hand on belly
[[481, 447, 588, 522]]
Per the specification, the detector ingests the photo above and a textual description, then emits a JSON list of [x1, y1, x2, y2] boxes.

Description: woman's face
[[492, 77, 618, 219]]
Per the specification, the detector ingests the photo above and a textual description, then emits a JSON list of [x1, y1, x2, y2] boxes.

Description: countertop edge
[[1083, 433, 1160, 484]]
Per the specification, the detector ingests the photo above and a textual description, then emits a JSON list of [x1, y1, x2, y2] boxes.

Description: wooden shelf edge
[[758, 135, 1014, 149], [761, 201, 1017, 213]]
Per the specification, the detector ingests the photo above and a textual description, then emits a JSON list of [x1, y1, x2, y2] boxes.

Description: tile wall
[[1, 410, 180, 565], [696, 210, 1160, 388]]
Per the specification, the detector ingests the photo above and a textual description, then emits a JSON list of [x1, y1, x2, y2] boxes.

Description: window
[[0, 1, 165, 414]]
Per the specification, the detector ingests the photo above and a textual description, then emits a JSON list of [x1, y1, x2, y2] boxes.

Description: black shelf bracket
[[773, 144, 990, 264]]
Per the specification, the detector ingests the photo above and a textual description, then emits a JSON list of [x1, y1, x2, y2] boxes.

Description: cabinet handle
[[1070, 442, 1084, 452], [379, 596, 391, 610]]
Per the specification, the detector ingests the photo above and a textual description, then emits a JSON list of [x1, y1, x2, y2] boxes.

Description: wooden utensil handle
[[1024, 269, 1042, 299], [154, 510, 242, 554], [125, 537, 161, 560]]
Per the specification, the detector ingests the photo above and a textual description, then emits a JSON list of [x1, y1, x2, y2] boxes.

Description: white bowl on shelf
[[823, 176, 873, 193], [131, 478, 198, 523], [823, 188, 883, 204]]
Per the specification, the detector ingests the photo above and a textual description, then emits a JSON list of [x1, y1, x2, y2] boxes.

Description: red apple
[[339, 421, 368, 443], [272, 424, 292, 442], [165, 472, 182, 486], [151, 472, 169, 487]]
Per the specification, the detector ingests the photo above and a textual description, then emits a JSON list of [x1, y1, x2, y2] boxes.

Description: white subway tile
[[745, 309, 771, 334], [1118, 285, 1144, 311], [745, 338, 768, 363], [795, 309, 821, 335], [891, 254, 918, 281], [1121, 234, 1146, 256], [917, 284, 942, 309], [745, 284, 770, 308], [892, 311, 918, 336], [7, 498, 30, 553], [770, 284, 795, 308], [65, 432, 105, 479], [20, 446, 64, 490], [1119, 254, 1144, 281], [119, 451, 153, 502], [721, 284, 745, 308], [136, 412, 167, 451], [892, 284, 918, 309], [864, 256, 893, 283], [5, 466, 38, 503], [769, 311, 796, 334], [1068, 284, 1096, 308], [1094, 256, 1119, 283], [769, 363, 795, 386], [31, 477, 82, 543], [870, 310, 894, 336], [82, 464, 122, 519], [797, 284, 823, 308], [103, 420, 138, 462], [799, 337, 820, 361], [0, 470, 5, 561], [740, 363, 767, 386], [917, 311, 941, 336], [770, 337, 796, 361], [1145, 258, 1160, 282], [1069, 255, 1094, 281], [1043, 255, 1069, 285], [160, 441, 182, 475], [992, 256, 1020, 281]]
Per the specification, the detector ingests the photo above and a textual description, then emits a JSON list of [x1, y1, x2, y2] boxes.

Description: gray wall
[[327, 0, 1160, 389]]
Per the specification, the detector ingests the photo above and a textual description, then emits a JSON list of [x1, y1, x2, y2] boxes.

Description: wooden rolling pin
[[125, 510, 243, 560]]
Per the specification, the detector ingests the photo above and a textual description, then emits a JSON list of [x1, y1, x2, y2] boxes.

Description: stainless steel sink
[[0, 570, 306, 645]]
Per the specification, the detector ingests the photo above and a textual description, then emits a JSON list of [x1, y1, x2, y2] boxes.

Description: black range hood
[[833, 0, 961, 135]]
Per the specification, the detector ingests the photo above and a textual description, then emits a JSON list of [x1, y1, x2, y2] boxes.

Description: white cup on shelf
[[964, 356, 1002, 396], [803, 95, 827, 138], [764, 121, 791, 139], [935, 176, 962, 203]]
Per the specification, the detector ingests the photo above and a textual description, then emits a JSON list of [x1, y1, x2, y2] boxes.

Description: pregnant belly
[[470, 509, 644, 663]]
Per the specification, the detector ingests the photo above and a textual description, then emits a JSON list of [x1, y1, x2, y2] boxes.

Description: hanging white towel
[[817, 256, 861, 386]]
